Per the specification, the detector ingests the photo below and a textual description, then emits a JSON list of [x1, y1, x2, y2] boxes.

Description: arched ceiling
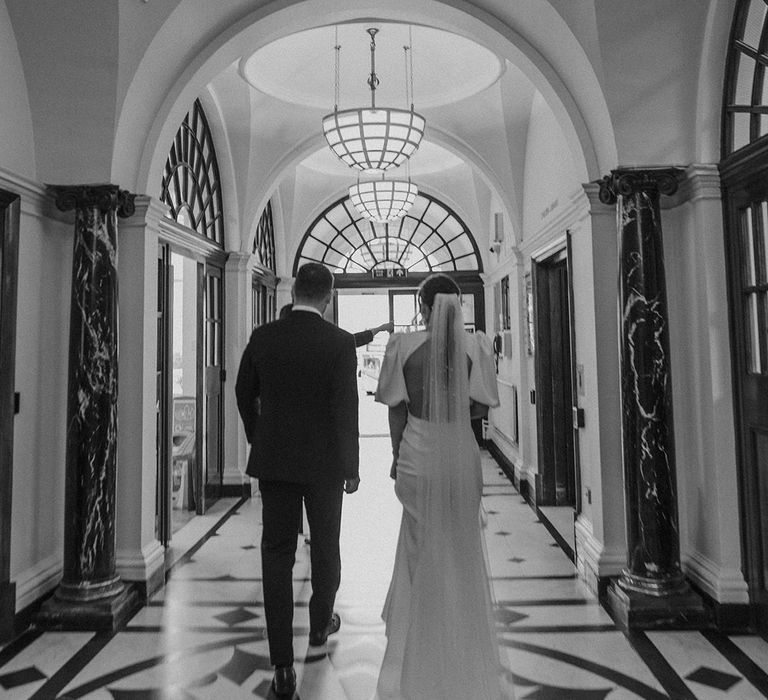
[[109, 0, 628, 259], [120, 0, 613, 198], [240, 23, 504, 111]]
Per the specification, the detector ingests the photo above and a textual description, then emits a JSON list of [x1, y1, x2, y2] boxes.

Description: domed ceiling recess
[[240, 22, 504, 176]]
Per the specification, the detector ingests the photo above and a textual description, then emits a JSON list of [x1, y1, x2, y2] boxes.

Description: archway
[[112, 0, 616, 203]]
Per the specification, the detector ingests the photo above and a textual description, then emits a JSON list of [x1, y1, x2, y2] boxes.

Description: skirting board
[[683, 549, 749, 605], [486, 439, 539, 505], [117, 540, 165, 599], [13, 553, 62, 611], [574, 517, 625, 596]]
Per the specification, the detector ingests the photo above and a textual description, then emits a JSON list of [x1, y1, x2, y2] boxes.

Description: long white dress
[[374, 308, 512, 700]]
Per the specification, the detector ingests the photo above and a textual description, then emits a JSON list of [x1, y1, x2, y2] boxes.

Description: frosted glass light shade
[[323, 107, 426, 171], [349, 180, 418, 223]]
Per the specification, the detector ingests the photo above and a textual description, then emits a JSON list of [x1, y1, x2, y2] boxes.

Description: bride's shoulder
[[384, 330, 427, 363], [466, 329, 493, 356], [391, 329, 427, 346]]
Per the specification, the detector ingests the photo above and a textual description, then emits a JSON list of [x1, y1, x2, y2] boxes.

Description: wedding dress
[[374, 294, 512, 700]]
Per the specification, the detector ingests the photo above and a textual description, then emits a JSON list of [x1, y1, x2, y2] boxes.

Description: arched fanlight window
[[723, 0, 768, 156], [294, 191, 481, 275], [160, 99, 225, 245], [252, 201, 276, 273]]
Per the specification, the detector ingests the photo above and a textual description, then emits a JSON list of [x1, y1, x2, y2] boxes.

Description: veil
[[399, 293, 506, 699]]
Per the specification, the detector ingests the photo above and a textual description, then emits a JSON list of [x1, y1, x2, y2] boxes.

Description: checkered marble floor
[[2, 396, 768, 698]]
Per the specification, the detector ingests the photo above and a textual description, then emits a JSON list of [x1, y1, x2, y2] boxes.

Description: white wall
[[9, 186, 71, 609], [522, 92, 582, 239], [663, 167, 747, 603], [0, 2, 35, 179]]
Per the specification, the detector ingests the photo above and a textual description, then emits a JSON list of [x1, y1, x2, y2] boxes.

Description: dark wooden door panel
[[723, 177, 768, 633], [535, 257, 576, 507]]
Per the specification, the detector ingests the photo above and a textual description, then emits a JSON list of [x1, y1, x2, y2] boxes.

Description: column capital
[[48, 184, 136, 218], [597, 167, 684, 205]]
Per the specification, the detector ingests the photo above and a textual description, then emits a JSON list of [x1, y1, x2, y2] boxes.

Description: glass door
[[156, 245, 172, 546], [725, 184, 768, 633], [203, 265, 224, 507], [390, 290, 420, 332], [170, 252, 201, 524]]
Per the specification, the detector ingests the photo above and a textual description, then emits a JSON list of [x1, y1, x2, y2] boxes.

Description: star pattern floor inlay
[[2, 394, 768, 699]]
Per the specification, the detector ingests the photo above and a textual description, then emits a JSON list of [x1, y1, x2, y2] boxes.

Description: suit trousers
[[259, 479, 344, 666]]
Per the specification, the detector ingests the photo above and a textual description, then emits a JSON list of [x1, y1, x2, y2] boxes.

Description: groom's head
[[293, 263, 334, 312]]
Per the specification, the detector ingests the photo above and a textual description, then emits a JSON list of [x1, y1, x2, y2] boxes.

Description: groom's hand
[[344, 477, 360, 494]]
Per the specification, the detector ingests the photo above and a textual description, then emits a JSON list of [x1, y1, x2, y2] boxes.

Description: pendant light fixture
[[322, 27, 426, 172], [349, 175, 418, 224]]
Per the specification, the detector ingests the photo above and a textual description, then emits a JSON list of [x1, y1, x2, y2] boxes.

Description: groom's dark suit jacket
[[235, 310, 359, 484]]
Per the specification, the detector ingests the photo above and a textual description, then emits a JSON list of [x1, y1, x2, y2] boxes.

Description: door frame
[[334, 271, 487, 331], [533, 249, 577, 508], [0, 190, 20, 641], [156, 221, 226, 526], [202, 262, 225, 506], [156, 243, 172, 546], [720, 139, 768, 633]]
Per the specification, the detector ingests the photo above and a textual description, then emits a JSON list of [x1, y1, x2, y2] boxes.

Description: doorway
[[157, 247, 212, 546], [721, 173, 768, 635], [0, 190, 20, 640], [170, 252, 202, 528], [533, 252, 577, 508], [203, 266, 224, 507]]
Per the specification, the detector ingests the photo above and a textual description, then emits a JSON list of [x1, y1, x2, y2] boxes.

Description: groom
[[236, 262, 360, 698]]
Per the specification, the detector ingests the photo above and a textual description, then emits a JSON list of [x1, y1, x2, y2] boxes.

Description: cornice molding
[[517, 187, 585, 260], [0, 166, 68, 223], [665, 164, 722, 208], [120, 195, 169, 230], [158, 216, 227, 264], [225, 251, 255, 273]]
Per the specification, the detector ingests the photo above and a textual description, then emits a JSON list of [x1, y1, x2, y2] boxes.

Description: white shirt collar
[[291, 304, 323, 317]]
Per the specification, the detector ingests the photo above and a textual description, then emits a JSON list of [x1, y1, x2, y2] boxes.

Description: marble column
[[39, 184, 140, 630], [598, 168, 706, 629]]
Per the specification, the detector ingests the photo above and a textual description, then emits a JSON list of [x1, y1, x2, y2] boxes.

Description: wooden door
[[724, 176, 768, 633], [534, 254, 576, 506], [0, 191, 20, 641]]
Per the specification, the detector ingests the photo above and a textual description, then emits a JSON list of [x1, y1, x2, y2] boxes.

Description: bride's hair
[[418, 273, 460, 308]]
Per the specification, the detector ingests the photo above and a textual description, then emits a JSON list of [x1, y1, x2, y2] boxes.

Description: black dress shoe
[[272, 665, 296, 697], [308, 611, 341, 646]]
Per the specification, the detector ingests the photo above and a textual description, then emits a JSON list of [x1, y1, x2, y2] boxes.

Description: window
[[723, 0, 768, 155], [500, 276, 511, 330], [253, 201, 276, 273], [739, 202, 768, 374], [294, 192, 481, 275], [160, 100, 225, 245]]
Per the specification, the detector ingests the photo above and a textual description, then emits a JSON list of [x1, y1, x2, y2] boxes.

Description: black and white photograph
[[0, 2, 767, 698]]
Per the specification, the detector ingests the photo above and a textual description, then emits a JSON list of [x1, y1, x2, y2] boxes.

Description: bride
[[374, 273, 512, 699]]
